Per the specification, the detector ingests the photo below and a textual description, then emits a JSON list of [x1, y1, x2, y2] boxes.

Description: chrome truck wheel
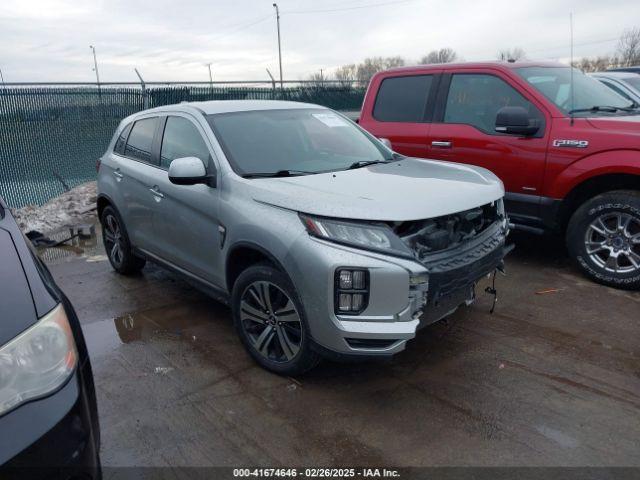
[[585, 212, 640, 274], [567, 191, 640, 290]]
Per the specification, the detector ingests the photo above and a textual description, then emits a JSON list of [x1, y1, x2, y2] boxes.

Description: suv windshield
[[622, 76, 640, 91], [516, 66, 635, 116], [207, 108, 393, 176]]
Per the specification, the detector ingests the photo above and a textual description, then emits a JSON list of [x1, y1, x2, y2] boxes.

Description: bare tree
[[616, 27, 640, 66], [335, 64, 357, 86], [419, 48, 458, 64], [355, 56, 406, 83], [307, 71, 326, 86], [572, 55, 620, 73], [497, 47, 526, 62]]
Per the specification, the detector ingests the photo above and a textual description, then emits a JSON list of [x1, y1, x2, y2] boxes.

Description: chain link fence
[[0, 83, 365, 208]]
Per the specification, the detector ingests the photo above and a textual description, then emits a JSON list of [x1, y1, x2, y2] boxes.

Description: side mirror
[[495, 106, 539, 136], [378, 137, 392, 149], [168, 157, 212, 186]]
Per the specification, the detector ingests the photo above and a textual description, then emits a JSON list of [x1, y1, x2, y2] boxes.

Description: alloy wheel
[[239, 281, 303, 363], [103, 213, 124, 268], [585, 212, 640, 274]]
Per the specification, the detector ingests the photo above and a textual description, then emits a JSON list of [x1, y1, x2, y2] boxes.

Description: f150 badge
[[553, 139, 589, 148]]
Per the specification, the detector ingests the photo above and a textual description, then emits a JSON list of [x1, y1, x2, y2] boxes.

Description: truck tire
[[231, 263, 321, 375], [566, 190, 640, 290]]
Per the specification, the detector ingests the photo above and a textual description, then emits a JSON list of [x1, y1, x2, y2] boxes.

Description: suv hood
[[246, 158, 504, 221], [586, 114, 640, 134]]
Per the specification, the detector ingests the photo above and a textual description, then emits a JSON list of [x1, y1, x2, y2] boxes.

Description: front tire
[[567, 191, 640, 290], [231, 264, 320, 375], [100, 206, 146, 275]]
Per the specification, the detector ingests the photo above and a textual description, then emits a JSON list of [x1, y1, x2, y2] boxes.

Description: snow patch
[[11, 182, 98, 235]]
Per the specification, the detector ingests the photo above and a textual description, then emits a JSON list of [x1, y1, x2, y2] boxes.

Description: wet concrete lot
[[45, 229, 640, 467]]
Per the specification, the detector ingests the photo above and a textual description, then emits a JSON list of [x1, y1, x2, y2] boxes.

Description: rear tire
[[231, 263, 320, 375], [100, 206, 146, 275], [566, 190, 640, 290]]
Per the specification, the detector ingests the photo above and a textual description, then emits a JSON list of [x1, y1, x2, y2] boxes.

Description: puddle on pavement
[[37, 222, 105, 264], [83, 300, 234, 361]]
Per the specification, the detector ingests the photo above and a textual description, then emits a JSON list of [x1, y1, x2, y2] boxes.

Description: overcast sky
[[1, 0, 638, 83]]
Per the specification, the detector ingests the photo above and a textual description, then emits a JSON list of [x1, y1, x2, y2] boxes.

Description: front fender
[[221, 201, 307, 282], [548, 149, 640, 198]]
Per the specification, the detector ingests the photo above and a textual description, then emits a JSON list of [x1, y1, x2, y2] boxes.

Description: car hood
[[586, 114, 640, 134], [245, 158, 504, 221]]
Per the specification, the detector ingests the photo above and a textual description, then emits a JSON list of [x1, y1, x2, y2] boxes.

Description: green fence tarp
[[0, 85, 365, 208]]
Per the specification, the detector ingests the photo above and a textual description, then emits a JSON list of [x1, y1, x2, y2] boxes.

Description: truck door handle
[[431, 141, 452, 148], [149, 186, 164, 201]]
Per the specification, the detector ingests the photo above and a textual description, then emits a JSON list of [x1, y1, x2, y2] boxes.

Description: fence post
[[134, 68, 148, 109], [266, 69, 277, 99]]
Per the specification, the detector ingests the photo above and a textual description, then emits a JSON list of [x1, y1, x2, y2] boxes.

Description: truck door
[[427, 71, 549, 220], [359, 72, 440, 158]]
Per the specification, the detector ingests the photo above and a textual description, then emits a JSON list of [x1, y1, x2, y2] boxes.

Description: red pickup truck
[[359, 61, 640, 289]]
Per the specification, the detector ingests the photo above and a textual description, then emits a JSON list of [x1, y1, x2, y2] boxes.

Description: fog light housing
[[335, 268, 369, 315]]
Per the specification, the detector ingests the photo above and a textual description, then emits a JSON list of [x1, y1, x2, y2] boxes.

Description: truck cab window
[[373, 75, 433, 122], [444, 74, 540, 133]]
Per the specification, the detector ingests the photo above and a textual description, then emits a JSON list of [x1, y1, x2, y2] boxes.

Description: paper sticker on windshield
[[312, 113, 349, 127]]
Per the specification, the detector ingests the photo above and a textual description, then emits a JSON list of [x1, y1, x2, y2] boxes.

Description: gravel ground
[[10, 182, 98, 234]]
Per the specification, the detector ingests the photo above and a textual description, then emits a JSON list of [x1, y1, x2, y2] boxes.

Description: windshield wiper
[[241, 169, 314, 178], [347, 160, 389, 170], [568, 105, 637, 114]]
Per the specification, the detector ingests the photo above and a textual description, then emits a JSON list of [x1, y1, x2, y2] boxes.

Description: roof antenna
[[570, 12, 575, 126]]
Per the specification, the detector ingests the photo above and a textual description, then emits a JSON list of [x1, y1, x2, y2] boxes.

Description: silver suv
[[97, 100, 510, 374]]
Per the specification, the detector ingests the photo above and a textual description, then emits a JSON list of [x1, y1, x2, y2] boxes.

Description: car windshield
[[207, 108, 393, 176], [622, 76, 640, 91], [516, 66, 635, 116]]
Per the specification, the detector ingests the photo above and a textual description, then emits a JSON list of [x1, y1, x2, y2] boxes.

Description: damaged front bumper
[[287, 216, 511, 359]]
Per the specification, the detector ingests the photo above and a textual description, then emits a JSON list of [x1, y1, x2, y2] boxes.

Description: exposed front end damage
[[398, 200, 511, 328], [292, 198, 511, 358]]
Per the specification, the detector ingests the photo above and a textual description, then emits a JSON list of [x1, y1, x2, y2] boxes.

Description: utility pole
[[89, 45, 100, 86], [0, 67, 4, 85], [272, 3, 283, 90]]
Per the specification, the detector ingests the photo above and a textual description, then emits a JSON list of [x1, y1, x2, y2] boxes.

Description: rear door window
[[124, 117, 158, 164], [443, 73, 542, 134], [373, 75, 433, 122], [160, 116, 211, 169]]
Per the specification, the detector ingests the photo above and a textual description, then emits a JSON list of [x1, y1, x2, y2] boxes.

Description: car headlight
[[0, 303, 77, 416], [300, 214, 414, 258]]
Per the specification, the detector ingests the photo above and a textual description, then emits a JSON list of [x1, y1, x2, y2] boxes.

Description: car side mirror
[[168, 157, 213, 186], [495, 106, 540, 136], [378, 137, 392, 149]]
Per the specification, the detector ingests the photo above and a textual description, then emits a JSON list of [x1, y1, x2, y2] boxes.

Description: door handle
[[149, 186, 164, 201], [113, 170, 124, 180], [431, 140, 452, 148]]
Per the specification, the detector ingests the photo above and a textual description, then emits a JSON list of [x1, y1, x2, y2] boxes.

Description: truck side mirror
[[495, 106, 540, 136]]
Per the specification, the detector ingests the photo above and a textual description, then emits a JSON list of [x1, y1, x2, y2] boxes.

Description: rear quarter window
[[124, 117, 158, 164], [114, 122, 133, 155], [373, 75, 433, 123]]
